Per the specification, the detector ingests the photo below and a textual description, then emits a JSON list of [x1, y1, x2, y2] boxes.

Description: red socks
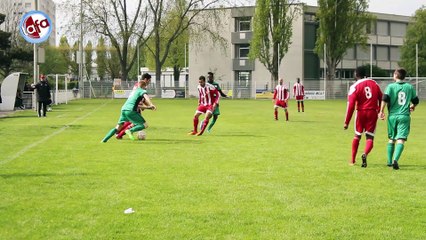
[[364, 139, 374, 155], [193, 117, 199, 133], [351, 137, 360, 163]]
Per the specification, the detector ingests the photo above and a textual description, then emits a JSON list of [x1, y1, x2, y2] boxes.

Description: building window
[[304, 14, 316, 22], [390, 22, 407, 37], [356, 45, 371, 60], [344, 47, 355, 60], [366, 22, 376, 34], [390, 47, 400, 61], [236, 71, 251, 87], [236, 17, 251, 32], [376, 46, 389, 61], [376, 21, 389, 36], [236, 44, 250, 59], [25, 3, 31, 8]]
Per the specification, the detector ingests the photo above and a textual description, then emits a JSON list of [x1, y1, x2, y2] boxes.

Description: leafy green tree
[[71, 41, 79, 77], [83, 0, 150, 82], [106, 47, 121, 80], [0, 13, 32, 78], [400, 7, 426, 76], [315, 0, 374, 83], [85, 41, 93, 79], [358, 64, 389, 77], [96, 37, 108, 81], [147, 0, 224, 96], [39, 45, 68, 74], [250, 0, 301, 86]]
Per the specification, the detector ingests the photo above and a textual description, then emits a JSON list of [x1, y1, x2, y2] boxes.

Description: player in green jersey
[[101, 73, 156, 142], [378, 68, 419, 170], [206, 72, 227, 132]]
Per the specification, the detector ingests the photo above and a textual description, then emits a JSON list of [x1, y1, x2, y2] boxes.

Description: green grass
[[0, 99, 425, 239]]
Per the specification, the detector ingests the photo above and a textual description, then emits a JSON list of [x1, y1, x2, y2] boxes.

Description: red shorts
[[295, 96, 304, 101], [355, 110, 378, 136], [274, 100, 288, 109], [196, 105, 214, 114]]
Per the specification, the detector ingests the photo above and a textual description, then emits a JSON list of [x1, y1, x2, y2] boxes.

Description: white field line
[[0, 102, 109, 165]]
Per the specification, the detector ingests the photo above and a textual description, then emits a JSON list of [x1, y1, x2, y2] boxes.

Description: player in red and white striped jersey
[[293, 78, 305, 112], [273, 78, 289, 121], [188, 76, 219, 136], [344, 67, 383, 167]]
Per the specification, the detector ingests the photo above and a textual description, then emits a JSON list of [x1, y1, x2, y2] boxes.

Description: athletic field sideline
[[0, 99, 424, 239]]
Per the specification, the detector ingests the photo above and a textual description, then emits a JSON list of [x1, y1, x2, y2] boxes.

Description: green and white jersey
[[121, 87, 147, 112], [211, 81, 222, 91], [384, 81, 416, 116]]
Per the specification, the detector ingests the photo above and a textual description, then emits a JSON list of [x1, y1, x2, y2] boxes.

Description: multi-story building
[[0, 0, 56, 46], [188, 5, 411, 98]]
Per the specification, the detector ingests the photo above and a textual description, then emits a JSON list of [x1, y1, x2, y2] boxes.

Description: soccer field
[[0, 99, 425, 239]]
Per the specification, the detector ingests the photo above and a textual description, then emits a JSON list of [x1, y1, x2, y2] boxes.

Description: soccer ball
[[137, 130, 146, 140]]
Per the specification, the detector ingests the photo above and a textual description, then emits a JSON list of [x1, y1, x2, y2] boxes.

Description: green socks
[[102, 128, 117, 142], [387, 143, 395, 165], [208, 117, 217, 131], [393, 143, 405, 162]]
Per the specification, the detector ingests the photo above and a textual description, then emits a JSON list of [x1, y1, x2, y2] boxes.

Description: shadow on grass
[[0, 115, 39, 119], [142, 138, 202, 144], [0, 172, 88, 179], [214, 133, 264, 137], [360, 163, 426, 171]]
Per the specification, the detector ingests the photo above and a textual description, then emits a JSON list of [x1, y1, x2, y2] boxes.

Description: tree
[[250, 0, 301, 86], [358, 64, 388, 77], [39, 45, 68, 74], [106, 46, 121, 80], [147, 0, 225, 96], [0, 13, 32, 78], [83, 0, 150, 82], [315, 0, 373, 84], [96, 37, 108, 81], [85, 41, 93, 80], [400, 7, 426, 76]]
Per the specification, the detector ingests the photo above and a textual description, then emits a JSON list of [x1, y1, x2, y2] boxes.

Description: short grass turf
[[0, 98, 425, 239]]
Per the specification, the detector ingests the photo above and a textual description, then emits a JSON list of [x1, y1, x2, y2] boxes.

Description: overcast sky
[[302, 0, 425, 16]]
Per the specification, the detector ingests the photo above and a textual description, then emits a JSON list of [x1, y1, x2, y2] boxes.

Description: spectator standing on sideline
[[31, 74, 51, 117], [378, 68, 419, 170], [273, 78, 289, 121], [293, 78, 305, 112], [344, 67, 383, 167]]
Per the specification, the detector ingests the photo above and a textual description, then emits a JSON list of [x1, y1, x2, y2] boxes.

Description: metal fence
[[78, 77, 426, 100]]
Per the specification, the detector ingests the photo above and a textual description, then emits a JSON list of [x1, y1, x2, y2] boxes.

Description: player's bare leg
[[301, 101, 304, 112]]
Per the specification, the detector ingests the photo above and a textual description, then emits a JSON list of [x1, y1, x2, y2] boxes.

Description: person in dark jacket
[[32, 74, 51, 117]]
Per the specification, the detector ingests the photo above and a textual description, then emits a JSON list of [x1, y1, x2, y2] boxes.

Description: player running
[[101, 73, 156, 142], [206, 71, 228, 132], [273, 78, 290, 121], [188, 75, 219, 136], [344, 67, 383, 167], [293, 77, 305, 112]]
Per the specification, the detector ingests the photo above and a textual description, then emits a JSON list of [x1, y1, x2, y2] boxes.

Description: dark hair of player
[[395, 68, 407, 80]]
